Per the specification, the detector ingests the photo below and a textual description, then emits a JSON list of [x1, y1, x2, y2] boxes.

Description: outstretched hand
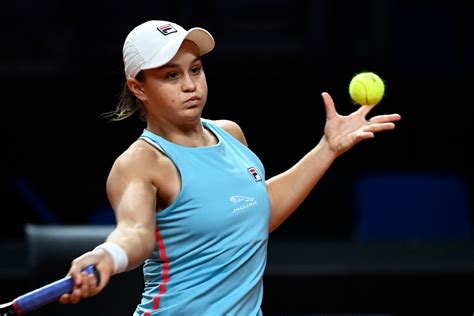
[[321, 92, 401, 157]]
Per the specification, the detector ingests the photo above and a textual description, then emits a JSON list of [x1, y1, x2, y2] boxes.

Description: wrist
[[317, 137, 338, 160], [94, 241, 129, 275]]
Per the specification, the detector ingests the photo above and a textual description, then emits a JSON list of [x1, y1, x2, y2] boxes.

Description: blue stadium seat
[[353, 171, 472, 241]]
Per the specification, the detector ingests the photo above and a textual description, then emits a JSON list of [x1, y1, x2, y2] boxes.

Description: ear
[[127, 78, 147, 102]]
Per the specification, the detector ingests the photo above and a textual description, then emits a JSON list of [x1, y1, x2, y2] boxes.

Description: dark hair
[[102, 71, 146, 122]]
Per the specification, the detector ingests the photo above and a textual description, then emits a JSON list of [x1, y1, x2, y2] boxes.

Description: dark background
[[1, 0, 473, 314], [2, 0, 473, 239]]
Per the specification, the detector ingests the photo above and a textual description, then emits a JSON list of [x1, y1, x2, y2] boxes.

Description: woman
[[59, 20, 401, 315]]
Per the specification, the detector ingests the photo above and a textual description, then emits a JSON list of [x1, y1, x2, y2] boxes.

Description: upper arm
[[105, 145, 158, 252], [214, 119, 248, 146]]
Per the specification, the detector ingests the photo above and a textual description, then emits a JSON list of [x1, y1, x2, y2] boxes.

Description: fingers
[[365, 122, 397, 133], [69, 259, 91, 289], [368, 113, 402, 124], [322, 92, 401, 124], [59, 252, 103, 305], [365, 113, 401, 133], [364, 115, 400, 133], [58, 293, 71, 304], [357, 104, 376, 117], [321, 92, 337, 120], [59, 270, 99, 304]]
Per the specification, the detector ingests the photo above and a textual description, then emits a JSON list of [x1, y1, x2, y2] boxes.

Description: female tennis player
[[59, 19, 401, 315]]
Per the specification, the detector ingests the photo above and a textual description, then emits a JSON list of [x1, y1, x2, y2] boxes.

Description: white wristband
[[95, 241, 129, 274]]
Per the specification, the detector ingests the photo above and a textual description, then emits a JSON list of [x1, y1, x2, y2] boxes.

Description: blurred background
[[1, 0, 473, 315]]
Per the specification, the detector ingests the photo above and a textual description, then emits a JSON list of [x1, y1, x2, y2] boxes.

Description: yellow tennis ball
[[349, 72, 385, 106]]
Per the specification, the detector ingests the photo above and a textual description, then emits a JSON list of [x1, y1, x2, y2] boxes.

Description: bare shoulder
[[212, 119, 248, 146], [106, 139, 164, 191], [106, 139, 180, 212], [111, 140, 159, 176]]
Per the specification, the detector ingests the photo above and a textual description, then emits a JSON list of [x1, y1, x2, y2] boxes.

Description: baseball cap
[[123, 20, 215, 79]]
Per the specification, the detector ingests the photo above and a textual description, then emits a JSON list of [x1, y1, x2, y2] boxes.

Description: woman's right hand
[[58, 248, 115, 304]]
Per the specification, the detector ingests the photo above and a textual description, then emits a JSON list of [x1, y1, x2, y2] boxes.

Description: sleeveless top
[[133, 119, 271, 316]]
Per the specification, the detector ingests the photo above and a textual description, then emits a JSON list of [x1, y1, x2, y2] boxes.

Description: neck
[[146, 119, 216, 147]]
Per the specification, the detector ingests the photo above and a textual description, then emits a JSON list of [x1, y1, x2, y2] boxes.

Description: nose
[[181, 73, 196, 92]]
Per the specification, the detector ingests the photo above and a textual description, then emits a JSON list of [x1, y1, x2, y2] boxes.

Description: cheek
[[198, 79, 208, 96], [153, 88, 178, 105], [164, 92, 179, 105]]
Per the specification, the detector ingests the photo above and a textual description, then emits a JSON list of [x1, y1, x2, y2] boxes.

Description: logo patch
[[248, 167, 262, 181], [230, 196, 254, 203], [230, 196, 257, 213], [157, 24, 177, 35]]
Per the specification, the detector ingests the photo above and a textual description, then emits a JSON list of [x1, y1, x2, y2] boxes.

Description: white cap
[[123, 20, 215, 79]]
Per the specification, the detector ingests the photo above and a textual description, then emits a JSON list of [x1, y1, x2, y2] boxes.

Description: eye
[[191, 66, 201, 75], [166, 72, 179, 79]]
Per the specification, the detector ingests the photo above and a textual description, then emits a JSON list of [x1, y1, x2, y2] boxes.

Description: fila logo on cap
[[248, 167, 262, 182], [157, 24, 177, 35]]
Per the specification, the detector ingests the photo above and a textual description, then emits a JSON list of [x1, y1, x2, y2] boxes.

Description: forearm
[[267, 138, 336, 232], [104, 222, 156, 271]]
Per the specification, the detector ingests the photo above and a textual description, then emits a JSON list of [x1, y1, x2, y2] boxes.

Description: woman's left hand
[[321, 92, 402, 157]]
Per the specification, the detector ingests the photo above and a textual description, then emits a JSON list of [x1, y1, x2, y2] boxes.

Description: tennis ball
[[349, 72, 385, 106]]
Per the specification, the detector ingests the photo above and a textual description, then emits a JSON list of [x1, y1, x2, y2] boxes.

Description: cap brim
[[185, 27, 215, 55]]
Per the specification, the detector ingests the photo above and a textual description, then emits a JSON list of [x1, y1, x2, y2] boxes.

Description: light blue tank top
[[134, 119, 271, 316]]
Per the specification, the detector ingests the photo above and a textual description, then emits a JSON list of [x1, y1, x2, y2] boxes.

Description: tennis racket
[[0, 265, 100, 316]]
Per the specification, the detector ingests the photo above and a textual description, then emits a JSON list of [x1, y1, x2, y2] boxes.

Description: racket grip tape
[[14, 265, 100, 314]]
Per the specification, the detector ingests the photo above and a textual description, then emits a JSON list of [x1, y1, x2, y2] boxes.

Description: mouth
[[186, 96, 199, 102], [185, 96, 201, 106]]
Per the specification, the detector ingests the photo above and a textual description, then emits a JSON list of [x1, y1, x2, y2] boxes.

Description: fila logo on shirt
[[157, 24, 177, 35], [248, 167, 262, 182]]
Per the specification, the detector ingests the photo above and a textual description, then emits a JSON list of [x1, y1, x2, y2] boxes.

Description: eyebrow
[[161, 56, 202, 69]]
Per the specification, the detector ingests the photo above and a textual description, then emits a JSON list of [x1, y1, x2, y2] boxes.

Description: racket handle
[[14, 265, 100, 314]]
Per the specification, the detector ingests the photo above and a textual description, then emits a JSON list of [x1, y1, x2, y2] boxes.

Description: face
[[130, 40, 208, 125]]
